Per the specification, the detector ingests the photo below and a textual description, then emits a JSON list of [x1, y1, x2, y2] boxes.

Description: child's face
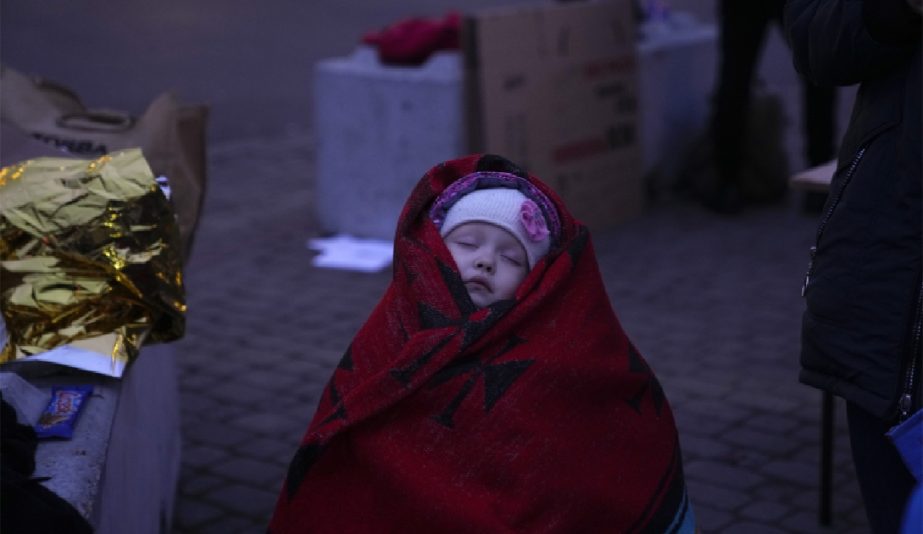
[[444, 222, 529, 307]]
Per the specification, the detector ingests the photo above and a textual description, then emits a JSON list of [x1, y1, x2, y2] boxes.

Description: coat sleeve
[[783, 0, 914, 86]]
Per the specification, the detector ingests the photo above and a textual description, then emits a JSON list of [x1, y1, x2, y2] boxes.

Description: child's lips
[[466, 277, 491, 292]]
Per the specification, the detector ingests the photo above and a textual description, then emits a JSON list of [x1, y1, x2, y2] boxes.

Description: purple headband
[[429, 171, 562, 246]]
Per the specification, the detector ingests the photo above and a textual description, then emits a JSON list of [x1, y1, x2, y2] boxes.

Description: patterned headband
[[429, 171, 562, 247]]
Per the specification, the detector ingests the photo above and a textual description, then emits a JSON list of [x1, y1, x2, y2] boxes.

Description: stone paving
[[169, 133, 870, 533]]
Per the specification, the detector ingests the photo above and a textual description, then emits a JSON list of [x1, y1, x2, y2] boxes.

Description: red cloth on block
[[269, 154, 694, 533], [361, 12, 460, 66]]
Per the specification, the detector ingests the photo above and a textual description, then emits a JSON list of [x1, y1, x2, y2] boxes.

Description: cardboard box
[[465, 0, 642, 230]]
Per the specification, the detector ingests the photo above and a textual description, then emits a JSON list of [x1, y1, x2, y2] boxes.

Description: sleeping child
[[269, 153, 695, 533]]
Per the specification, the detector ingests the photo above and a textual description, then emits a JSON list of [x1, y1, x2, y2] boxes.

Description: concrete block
[[0, 371, 46, 425], [314, 46, 466, 239], [19, 343, 180, 533]]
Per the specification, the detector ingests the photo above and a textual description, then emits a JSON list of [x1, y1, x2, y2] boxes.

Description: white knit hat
[[439, 188, 551, 267]]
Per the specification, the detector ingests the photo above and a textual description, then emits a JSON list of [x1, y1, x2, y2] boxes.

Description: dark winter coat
[[785, 0, 922, 419]]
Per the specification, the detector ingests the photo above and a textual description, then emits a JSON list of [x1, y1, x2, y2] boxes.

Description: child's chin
[[467, 291, 494, 308]]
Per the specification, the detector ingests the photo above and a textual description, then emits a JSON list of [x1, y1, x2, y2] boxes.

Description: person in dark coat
[[705, 0, 837, 214], [784, 1, 921, 532]]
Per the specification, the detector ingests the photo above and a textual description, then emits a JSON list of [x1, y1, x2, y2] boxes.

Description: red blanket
[[270, 154, 694, 533]]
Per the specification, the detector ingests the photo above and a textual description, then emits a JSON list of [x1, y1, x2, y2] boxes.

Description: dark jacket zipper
[[898, 282, 922, 421], [802, 147, 867, 297]]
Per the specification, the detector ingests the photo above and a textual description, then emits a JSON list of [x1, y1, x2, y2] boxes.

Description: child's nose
[[475, 257, 494, 273]]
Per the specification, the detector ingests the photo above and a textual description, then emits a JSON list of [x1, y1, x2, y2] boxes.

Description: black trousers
[[846, 402, 917, 534], [711, 0, 837, 187]]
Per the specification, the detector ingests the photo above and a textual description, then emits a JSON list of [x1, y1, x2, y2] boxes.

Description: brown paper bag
[[0, 65, 208, 261]]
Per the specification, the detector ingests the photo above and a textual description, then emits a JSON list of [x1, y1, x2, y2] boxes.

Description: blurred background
[[4, 0, 557, 141], [1, 0, 847, 148]]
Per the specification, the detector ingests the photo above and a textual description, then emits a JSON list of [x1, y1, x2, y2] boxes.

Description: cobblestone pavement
[[170, 134, 869, 533]]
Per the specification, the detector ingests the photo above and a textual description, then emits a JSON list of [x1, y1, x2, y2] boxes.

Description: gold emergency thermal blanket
[[0, 148, 185, 370]]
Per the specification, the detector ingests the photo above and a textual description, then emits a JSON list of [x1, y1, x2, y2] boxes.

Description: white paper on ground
[[307, 235, 393, 273]]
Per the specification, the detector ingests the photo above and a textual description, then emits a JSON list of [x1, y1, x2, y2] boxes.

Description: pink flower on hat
[[519, 200, 549, 242]]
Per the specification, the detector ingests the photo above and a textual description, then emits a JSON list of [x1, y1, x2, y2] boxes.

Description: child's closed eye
[[501, 254, 523, 266]]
